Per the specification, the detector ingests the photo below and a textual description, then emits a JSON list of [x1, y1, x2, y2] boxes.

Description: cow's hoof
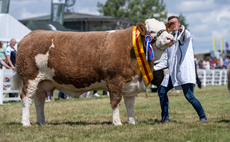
[[22, 122, 31, 127], [128, 120, 138, 125], [113, 122, 122, 126], [128, 117, 137, 124]]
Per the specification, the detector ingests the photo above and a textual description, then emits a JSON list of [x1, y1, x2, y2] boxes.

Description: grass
[[0, 86, 230, 142]]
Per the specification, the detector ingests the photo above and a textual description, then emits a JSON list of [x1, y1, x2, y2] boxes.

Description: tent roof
[[0, 14, 31, 42], [20, 12, 132, 23], [26, 20, 68, 31]]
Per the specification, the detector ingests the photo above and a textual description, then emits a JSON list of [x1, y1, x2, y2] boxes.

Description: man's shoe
[[93, 93, 100, 97], [160, 119, 170, 123], [200, 119, 208, 123]]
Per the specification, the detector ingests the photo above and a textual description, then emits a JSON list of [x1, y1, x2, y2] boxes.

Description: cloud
[[165, 0, 230, 53]]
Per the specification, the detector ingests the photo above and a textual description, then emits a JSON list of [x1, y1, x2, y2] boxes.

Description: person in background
[[0, 41, 6, 68], [223, 56, 229, 69], [154, 15, 208, 123], [203, 57, 210, 70], [5, 38, 17, 98], [198, 58, 204, 69], [1, 56, 12, 91], [92, 90, 109, 97], [5, 38, 17, 70], [58, 91, 70, 100], [93, 90, 100, 97]]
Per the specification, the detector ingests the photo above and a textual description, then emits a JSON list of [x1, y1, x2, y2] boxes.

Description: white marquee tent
[[0, 14, 31, 49]]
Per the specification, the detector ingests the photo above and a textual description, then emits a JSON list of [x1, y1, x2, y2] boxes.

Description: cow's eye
[[151, 31, 156, 34]]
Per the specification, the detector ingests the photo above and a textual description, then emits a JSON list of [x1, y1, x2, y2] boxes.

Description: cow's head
[[136, 18, 175, 60]]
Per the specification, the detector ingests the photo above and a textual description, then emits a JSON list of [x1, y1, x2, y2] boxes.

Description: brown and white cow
[[12, 18, 175, 126]]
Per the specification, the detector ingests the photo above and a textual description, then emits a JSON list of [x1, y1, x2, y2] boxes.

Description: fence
[[0, 69, 228, 104], [197, 69, 228, 87], [0, 69, 21, 104]]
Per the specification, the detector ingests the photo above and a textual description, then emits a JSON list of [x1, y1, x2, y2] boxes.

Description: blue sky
[[8, 0, 230, 53]]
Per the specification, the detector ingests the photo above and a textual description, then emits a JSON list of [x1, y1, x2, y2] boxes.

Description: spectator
[[85, 91, 90, 98], [5, 38, 17, 70], [198, 58, 204, 69], [5, 38, 17, 98], [203, 57, 210, 70], [93, 90, 100, 97], [223, 56, 229, 69], [0, 41, 6, 68], [93, 90, 109, 97], [154, 15, 207, 123], [58, 91, 70, 100], [215, 59, 221, 69], [1, 58, 12, 91]]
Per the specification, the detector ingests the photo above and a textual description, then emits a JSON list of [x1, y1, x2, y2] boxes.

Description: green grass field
[[0, 85, 230, 142]]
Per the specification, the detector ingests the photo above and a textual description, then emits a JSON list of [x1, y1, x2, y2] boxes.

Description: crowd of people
[[195, 56, 229, 69]]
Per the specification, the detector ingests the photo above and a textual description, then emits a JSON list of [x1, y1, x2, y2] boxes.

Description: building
[[20, 12, 134, 32]]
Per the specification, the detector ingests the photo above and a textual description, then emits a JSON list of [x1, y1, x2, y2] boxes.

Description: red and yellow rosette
[[132, 26, 153, 86]]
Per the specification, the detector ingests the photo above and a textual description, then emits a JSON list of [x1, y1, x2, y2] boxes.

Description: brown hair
[[0, 41, 2, 48], [168, 15, 179, 22]]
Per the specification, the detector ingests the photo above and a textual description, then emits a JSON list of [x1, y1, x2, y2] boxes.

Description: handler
[[154, 15, 208, 123]]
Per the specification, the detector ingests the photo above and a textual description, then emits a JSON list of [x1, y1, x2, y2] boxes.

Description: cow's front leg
[[112, 101, 122, 126], [34, 91, 46, 125], [123, 96, 137, 124], [107, 77, 124, 126]]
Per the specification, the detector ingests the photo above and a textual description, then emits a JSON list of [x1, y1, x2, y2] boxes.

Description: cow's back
[[17, 27, 139, 89]]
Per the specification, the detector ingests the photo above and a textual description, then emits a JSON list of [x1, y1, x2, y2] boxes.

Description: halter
[[152, 29, 166, 44], [150, 29, 167, 51]]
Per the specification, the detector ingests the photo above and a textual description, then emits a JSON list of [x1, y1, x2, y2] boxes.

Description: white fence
[[0, 69, 21, 104], [0, 69, 228, 104], [197, 69, 228, 87]]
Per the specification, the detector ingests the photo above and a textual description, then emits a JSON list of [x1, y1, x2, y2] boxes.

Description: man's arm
[[6, 55, 14, 69], [154, 51, 168, 71], [0, 60, 12, 69]]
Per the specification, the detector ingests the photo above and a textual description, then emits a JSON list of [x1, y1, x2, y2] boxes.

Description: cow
[[12, 18, 175, 126]]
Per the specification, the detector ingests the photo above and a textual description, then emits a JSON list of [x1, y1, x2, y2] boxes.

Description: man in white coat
[[154, 16, 208, 123]]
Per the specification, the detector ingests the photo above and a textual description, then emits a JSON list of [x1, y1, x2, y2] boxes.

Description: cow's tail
[[11, 67, 23, 91]]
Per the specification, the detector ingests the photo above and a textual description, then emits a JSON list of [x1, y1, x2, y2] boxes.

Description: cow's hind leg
[[21, 85, 34, 126], [34, 90, 46, 125], [123, 96, 137, 124], [107, 77, 124, 126]]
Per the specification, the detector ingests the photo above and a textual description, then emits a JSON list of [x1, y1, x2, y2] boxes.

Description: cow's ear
[[165, 21, 175, 33], [136, 22, 146, 36]]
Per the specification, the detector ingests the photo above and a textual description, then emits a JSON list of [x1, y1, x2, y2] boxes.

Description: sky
[[7, 0, 230, 54]]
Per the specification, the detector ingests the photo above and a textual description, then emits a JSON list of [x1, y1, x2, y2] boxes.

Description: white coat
[[154, 30, 196, 90]]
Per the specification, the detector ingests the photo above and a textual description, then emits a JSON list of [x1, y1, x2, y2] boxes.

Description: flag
[[213, 38, 216, 51], [221, 37, 224, 53], [226, 42, 229, 54]]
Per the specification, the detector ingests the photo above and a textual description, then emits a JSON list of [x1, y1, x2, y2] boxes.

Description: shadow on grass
[[7, 119, 184, 126], [48, 121, 113, 126], [137, 118, 182, 125], [217, 120, 230, 123]]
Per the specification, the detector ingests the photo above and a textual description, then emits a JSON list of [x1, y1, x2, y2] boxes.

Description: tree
[[97, 0, 127, 19], [178, 13, 189, 30], [97, 0, 168, 24]]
